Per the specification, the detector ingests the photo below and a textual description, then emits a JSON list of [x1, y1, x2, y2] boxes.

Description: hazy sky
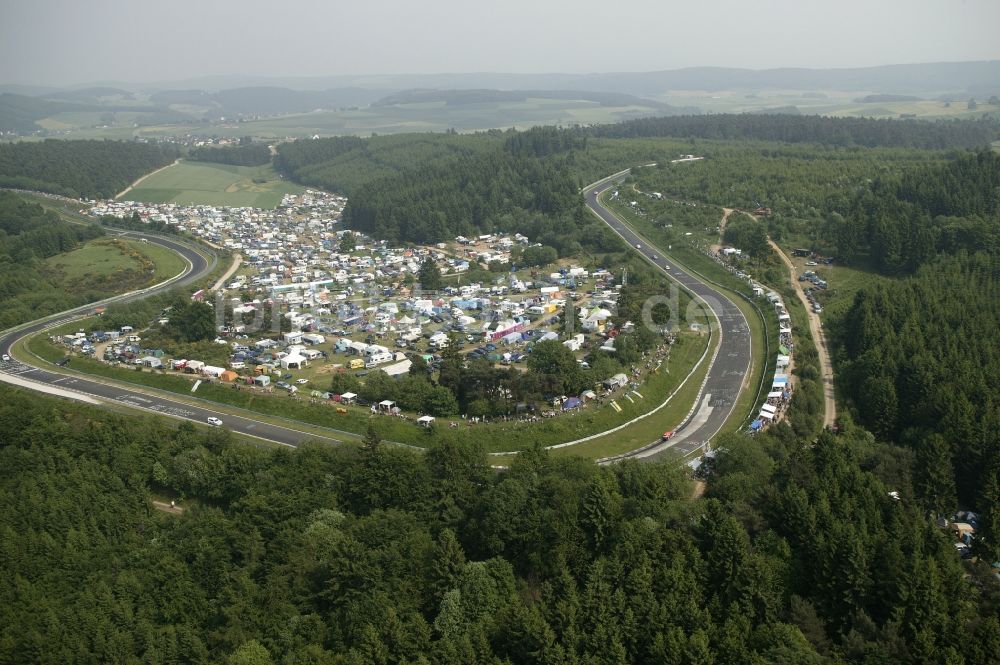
[[3, 0, 999, 86]]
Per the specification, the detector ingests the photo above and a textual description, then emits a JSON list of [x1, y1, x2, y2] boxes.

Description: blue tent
[[562, 397, 582, 410], [749, 419, 763, 431]]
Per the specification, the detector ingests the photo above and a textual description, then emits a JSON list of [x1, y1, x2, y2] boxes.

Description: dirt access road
[[115, 159, 180, 199], [211, 253, 243, 292], [768, 239, 837, 428]]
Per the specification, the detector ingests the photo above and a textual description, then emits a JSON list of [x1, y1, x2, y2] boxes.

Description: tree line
[[591, 113, 1000, 150], [0, 139, 178, 199], [833, 150, 1000, 272], [0, 192, 107, 328], [1, 379, 997, 664], [188, 140, 271, 167]]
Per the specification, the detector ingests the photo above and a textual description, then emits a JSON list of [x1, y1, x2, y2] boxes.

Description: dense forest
[[188, 140, 271, 166], [276, 130, 615, 253], [0, 192, 109, 328], [834, 150, 1000, 271], [1, 383, 997, 664], [0, 139, 178, 198], [592, 113, 1000, 149], [836, 252, 1000, 522]]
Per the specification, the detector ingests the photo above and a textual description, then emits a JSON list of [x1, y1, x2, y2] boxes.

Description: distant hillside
[[45, 87, 136, 102], [854, 94, 924, 103], [0, 93, 87, 133], [150, 86, 386, 116], [127, 60, 1000, 98], [748, 105, 801, 115], [372, 88, 677, 111]]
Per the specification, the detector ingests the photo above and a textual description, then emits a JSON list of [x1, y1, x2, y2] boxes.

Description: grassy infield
[[45, 238, 187, 284], [122, 161, 306, 209]]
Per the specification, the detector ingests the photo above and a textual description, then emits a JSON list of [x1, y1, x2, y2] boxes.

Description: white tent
[[758, 410, 774, 420], [378, 400, 395, 411], [280, 353, 307, 369], [417, 415, 435, 427], [340, 392, 356, 403], [761, 403, 777, 414], [767, 391, 783, 399]]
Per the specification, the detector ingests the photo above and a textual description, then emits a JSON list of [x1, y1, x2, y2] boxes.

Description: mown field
[[121, 160, 306, 208]]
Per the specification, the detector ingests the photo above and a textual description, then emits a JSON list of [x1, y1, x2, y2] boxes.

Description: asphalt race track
[[0, 230, 343, 448], [584, 174, 754, 461]]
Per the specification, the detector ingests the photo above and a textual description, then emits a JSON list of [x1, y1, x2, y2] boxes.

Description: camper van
[[365, 351, 393, 368]]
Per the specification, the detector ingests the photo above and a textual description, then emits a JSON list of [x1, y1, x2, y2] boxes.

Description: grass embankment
[[123, 160, 306, 209], [27, 321, 709, 455], [551, 330, 717, 459], [598, 192, 775, 433]]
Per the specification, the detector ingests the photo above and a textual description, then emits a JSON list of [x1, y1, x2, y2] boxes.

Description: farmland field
[[121, 160, 307, 208], [99, 98, 667, 141]]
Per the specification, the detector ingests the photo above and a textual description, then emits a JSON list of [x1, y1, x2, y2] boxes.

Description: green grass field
[[45, 240, 139, 281], [44, 237, 188, 291], [122, 160, 307, 208]]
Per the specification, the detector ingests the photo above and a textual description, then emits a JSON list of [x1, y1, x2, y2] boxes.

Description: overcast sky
[[3, 0, 999, 86]]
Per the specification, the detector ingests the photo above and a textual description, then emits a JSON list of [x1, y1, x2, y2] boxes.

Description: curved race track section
[[0, 230, 343, 449], [584, 173, 754, 461]]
